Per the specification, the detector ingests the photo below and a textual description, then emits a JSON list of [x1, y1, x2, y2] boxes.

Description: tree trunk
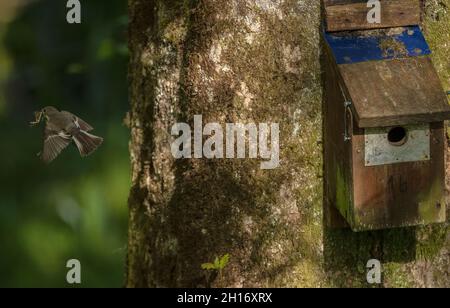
[[126, 0, 450, 288]]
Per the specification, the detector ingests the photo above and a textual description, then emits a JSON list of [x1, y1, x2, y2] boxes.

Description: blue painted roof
[[324, 26, 431, 64]]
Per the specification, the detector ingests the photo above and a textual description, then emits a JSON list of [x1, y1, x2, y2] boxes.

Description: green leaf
[[213, 257, 220, 269], [219, 254, 230, 269], [201, 263, 216, 270], [201, 254, 231, 271]]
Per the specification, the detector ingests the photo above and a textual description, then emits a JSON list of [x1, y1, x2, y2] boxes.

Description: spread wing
[[61, 111, 94, 132], [40, 124, 72, 164]]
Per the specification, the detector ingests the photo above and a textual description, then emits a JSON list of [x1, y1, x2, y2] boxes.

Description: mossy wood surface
[[324, 0, 421, 32], [339, 57, 450, 128]]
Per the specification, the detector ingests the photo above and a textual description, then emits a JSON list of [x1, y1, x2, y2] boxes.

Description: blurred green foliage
[[0, 0, 129, 287]]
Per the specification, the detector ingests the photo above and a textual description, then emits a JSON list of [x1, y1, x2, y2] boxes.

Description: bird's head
[[41, 106, 59, 117], [30, 106, 59, 127]]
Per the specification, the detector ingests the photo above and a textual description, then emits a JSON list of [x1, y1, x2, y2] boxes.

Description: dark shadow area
[[0, 0, 129, 287], [167, 159, 260, 287], [323, 224, 417, 287]]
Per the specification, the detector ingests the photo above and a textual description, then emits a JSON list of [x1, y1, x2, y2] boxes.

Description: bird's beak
[[30, 111, 43, 127]]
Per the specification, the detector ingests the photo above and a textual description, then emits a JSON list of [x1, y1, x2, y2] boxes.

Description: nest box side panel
[[324, 0, 421, 32], [351, 122, 446, 231], [323, 43, 355, 228]]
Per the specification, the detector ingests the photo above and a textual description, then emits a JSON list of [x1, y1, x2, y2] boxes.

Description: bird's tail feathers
[[73, 130, 103, 157]]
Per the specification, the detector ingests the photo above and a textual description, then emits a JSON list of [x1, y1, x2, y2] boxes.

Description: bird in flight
[[30, 106, 103, 163]]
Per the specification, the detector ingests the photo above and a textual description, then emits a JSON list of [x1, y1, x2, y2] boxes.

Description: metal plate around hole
[[365, 124, 430, 167]]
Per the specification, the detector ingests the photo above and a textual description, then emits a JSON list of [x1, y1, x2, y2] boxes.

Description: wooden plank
[[351, 122, 446, 231], [323, 39, 354, 229], [338, 57, 450, 128], [324, 0, 421, 32]]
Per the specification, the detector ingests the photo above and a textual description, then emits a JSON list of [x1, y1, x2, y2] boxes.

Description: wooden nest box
[[323, 0, 450, 231]]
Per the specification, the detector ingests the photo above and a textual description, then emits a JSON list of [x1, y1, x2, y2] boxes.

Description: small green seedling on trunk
[[201, 254, 230, 271]]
